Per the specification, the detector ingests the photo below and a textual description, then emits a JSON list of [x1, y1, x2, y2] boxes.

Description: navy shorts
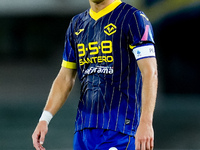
[[73, 128, 135, 150]]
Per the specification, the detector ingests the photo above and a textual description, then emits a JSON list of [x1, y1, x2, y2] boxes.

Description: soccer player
[[32, 0, 158, 150]]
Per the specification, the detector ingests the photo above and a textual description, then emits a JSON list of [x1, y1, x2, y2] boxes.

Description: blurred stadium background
[[0, 0, 200, 149]]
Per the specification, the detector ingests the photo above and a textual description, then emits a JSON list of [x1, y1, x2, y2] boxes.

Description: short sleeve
[[128, 10, 155, 46], [62, 20, 77, 69], [128, 10, 156, 60]]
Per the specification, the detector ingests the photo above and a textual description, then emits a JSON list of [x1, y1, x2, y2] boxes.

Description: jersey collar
[[89, 0, 122, 21]]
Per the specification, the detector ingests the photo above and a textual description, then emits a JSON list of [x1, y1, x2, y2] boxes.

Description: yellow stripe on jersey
[[129, 45, 136, 50], [62, 60, 77, 69], [89, 0, 122, 21]]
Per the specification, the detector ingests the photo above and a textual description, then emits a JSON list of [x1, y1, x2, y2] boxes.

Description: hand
[[135, 121, 154, 150], [32, 121, 48, 150]]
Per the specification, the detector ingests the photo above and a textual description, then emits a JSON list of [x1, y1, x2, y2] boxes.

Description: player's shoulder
[[119, 2, 139, 15], [120, 2, 137, 11], [119, 2, 148, 21]]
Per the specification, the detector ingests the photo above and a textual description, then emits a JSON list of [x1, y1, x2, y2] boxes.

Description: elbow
[[141, 66, 158, 86], [152, 68, 158, 79], [53, 75, 75, 93], [67, 78, 76, 92], [142, 66, 158, 79]]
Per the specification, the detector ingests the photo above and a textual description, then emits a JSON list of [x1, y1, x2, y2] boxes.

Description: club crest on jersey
[[104, 23, 117, 36]]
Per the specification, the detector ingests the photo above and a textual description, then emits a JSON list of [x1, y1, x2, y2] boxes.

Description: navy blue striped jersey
[[62, 0, 155, 136]]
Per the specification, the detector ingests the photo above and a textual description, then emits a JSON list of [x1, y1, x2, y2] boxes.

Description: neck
[[89, 0, 115, 13]]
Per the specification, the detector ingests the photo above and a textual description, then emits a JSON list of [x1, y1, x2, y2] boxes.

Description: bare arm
[[32, 67, 77, 150], [135, 57, 158, 150], [44, 67, 77, 115]]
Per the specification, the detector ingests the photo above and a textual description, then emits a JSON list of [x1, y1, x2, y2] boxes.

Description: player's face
[[90, 0, 105, 4]]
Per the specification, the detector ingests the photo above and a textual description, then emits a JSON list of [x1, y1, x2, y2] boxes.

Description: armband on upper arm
[[132, 44, 155, 61]]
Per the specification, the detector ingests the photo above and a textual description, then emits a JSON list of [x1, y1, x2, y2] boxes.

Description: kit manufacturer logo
[[75, 29, 84, 36]]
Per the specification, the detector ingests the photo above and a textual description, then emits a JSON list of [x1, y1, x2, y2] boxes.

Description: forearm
[[44, 78, 73, 115], [32, 68, 76, 150], [43, 67, 77, 116], [140, 66, 158, 123]]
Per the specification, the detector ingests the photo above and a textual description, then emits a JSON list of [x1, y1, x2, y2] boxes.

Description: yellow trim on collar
[[89, 0, 122, 21]]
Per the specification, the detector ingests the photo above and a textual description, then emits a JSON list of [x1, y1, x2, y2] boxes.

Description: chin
[[91, 0, 105, 4]]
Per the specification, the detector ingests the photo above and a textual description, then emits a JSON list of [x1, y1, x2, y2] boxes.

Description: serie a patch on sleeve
[[132, 44, 155, 61]]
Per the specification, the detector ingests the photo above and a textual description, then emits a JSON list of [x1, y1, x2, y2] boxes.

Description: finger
[[141, 140, 145, 150], [146, 138, 150, 150], [39, 144, 46, 150], [135, 139, 141, 150], [32, 132, 41, 150], [33, 141, 40, 150], [150, 138, 154, 150], [40, 131, 46, 145]]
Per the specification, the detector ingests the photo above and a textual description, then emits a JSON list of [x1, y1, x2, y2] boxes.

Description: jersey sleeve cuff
[[62, 60, 77, 69]]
